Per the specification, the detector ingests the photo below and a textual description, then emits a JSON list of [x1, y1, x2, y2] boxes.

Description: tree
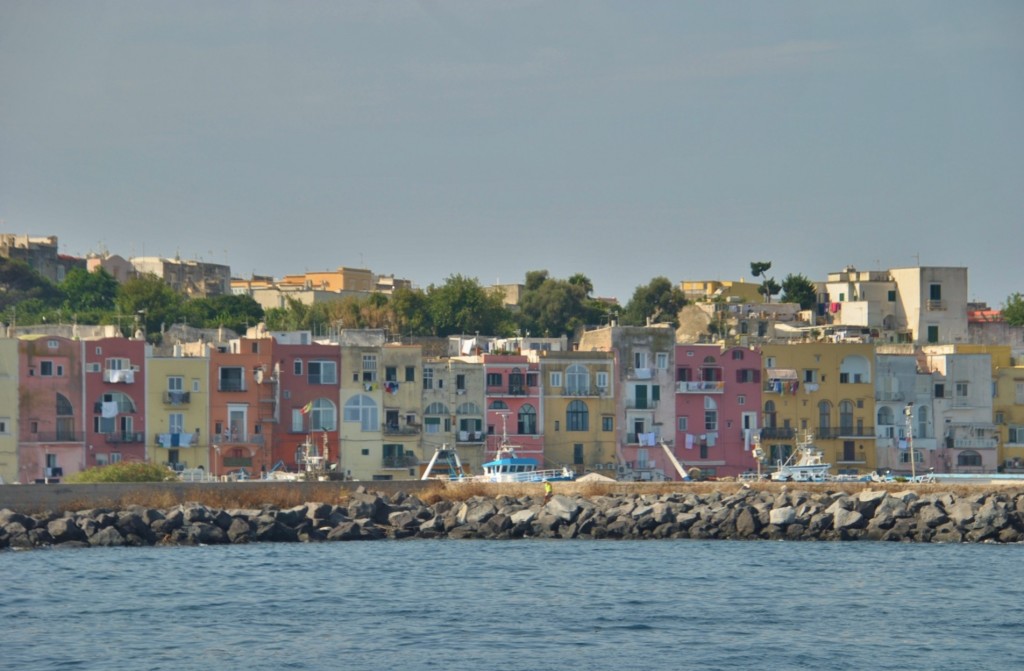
[[0, 258, 62, 317], [115, 274, 184, 342], [181, 294, 264, 334], [1003, 293, 1024, 326], [620, 277, 687, 327], [61, 266, 118, 313], [517, 271, 609, 338], [389, 287, 432, 336], [780, 273, 817, 310], [750, 261, 776, 303], [426, 274, 513, 337]]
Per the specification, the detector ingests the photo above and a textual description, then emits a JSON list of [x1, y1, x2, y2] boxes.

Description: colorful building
[[0, 338, 18, 483], [17, 335, 86, 482], [674, 344, 763, 479], [146, 347, 210, 473], [209, 337, 278, 477], [84, 336, 147, 468], [481, 353, 543, 463]]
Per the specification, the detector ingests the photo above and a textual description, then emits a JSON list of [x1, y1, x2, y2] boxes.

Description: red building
[[482, 354, 543, 462], [17, 335, 86, 482], [84, 336, 147, 467]]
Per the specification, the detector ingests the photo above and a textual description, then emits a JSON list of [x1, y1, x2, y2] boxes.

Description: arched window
[[94, 391, 136, 415], [566, 364, 589, 395], [457, 402, 482, 435], [839, 400, 854, 432], [918, 406, 929, 439], [424, 402, 449, 435], [518, 404, 537, 435], [343, 394, 378, 432], [456, 402, 482, 416], [818, 401, 831, 433], [566, 400, 589, 431], [56, 393, 75, 441], [877, 406, 894, 427], [310, 398, 336, 431], [764, 400, 777, 429], [489, 400, 509, 410], [958, 450, 982, 467]]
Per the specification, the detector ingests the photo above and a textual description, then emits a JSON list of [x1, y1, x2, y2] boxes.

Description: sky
[[1, 1, 1021, 307]]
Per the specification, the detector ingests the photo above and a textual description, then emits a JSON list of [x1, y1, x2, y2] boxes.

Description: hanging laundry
[[685, 433, 695, 450], [101, 401, 118, 418]]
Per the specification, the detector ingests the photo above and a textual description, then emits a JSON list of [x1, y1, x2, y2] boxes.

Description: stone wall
[[4, 485, 1024, 550]]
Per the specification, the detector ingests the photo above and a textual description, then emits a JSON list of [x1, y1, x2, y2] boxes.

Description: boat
[[770, 433, 832, 482], [421, 416, 575, 483]]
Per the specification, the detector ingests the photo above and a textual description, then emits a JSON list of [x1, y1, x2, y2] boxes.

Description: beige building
[[0, 338, 18, 483], [280, 266, 375, 293], [131, 256, 231, 297]]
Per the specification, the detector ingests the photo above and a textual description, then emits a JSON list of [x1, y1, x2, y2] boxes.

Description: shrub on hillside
[[68, 462, 177, 483]]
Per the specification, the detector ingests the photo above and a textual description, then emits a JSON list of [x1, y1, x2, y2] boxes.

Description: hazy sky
[[1, 2, 1021, 307]]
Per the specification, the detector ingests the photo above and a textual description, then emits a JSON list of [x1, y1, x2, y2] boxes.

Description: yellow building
[[145, 352, 211, 473], [760, 342, 877, 476], [280, 266, 375, 293], [0, 338, 18, 483], [338, 330, 386, 480], [537, 350, 617, 472], [379, 344, 424, 479], [995, 362, 1024, 472]]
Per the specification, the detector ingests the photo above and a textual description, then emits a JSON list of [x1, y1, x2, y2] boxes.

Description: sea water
[[2, 540, 1023, 671]]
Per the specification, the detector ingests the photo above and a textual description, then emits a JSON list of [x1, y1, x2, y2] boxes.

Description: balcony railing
[[953, 438, 997, 449], [105, 432, 145, 444], [28, 431, 84, 442], [456, 431, 485, 443], [382, 454, 420, 469], [626, 399, 660, 410], [677, 381, 724, 394], [816, 427, 876, 439], [163, 391, 191, 405], [103, 369, 136, 384], [213, 432, 264, 445], [926, 299, 946, 311], [223, 457, 253, 468], [561, 388, 595, 397], [383, 424, 421, 436], [760, 427, 795, 440]]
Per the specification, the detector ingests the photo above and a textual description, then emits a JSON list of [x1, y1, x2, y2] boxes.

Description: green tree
[[181, 294, 264, 334], [389, 287, 433, 336], [115, 274, 185, 342], [61, 266, 118, 312], [620, 277, 687, 327], [750, 261, 777, 303], [517, 271, 608, 338], [0, 258, 62, 318], [780, 273, 817, 310], [1003, 292, 1024, 326], [426, 274, 513, 336]]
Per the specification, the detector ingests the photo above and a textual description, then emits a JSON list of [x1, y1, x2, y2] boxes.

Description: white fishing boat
[[770, 433, 832, 482]]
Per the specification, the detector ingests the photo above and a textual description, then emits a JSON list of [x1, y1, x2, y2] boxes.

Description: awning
[[767, 368, 798, 380]]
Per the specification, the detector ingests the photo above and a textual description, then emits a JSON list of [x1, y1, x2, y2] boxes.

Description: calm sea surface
[[2, 540, 1023, 671]]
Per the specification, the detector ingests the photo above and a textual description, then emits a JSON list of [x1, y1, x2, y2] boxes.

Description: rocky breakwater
[[3, 486, 1024, 550]]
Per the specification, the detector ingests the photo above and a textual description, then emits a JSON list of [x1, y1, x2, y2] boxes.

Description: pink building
[[674, 344, 763, 479], [84, 336, 147, 467], [17, 336, 86, 482], [274, 340, 341, 470], [482, 354, 543, 462]]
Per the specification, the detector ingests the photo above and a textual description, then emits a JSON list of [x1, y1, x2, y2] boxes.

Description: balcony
[[626, 399, 660, 410], [676, 381, 724, 394], [926, 299, 946, 311], [213, 432, 264, 446], [28, 431, 84, 442], [382, 454, 419, 469], [760, 427, 795, 440], [626, 433, 661, 445], [816, 427, 875, 439], [562, 387, 595, 397], [456, 431, 485, 444], [223, 456, 253, 468], [953, 438, 997, 449], [383, 424, 421, 436], [103, 369, 135, 384], [877, 391, 905, 402], [163, 391, 191, 405], [105, 432, 145, 444]]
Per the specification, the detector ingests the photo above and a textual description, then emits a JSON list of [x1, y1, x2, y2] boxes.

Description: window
[[309, 398, 337, 431], [56, 393, 75, 440], [677, 367, 692, 382], [764, 400, 777, 429], [486, 372, 502, 386], [550, 371, 562, 388], [839, 400, 854, 432], [362, 354, 378, 382], [888, 290, 896, 302], [526, 372, 539, 387], [425, 402, 449, 434], [456, 374, 466, 391], [596, 371, 609, 390], [343, 395, 378, 432], [405, 366, 415, 382], [1009, 426, 1024, 444], [40, 361, 54, 376], [929, 284, 942, 301], [955, 382, 969, 398], [192, 379, 201, 393], [899, 450, 924, 464], [219, 367, 245, 392], [385, 366, 397, 382], [655, 352, 669, 369], [704, 397, 718, 431], [566, 364, 589, 395], [818, 401, 831, 432], [732, 350, 744, 360], [423, 367, 434, 389], [934, 383, 945, 398], [803, 369, 817, 383], [294, 360, 303, 375], [489, 400, 509, 410], [736, 369, 759, 383], [602, 416, 614, 432], [765, 357, 776, 368], [168, 376, 184, 392], [677, 417, 688, 431], [737, 395, 745, 406], [169, 413, 184, 434], [634, 352, 648, 369], [518, 404, 537, 435], [566, 400, 589, 431], [574, 444, 584, 465], [291, 408, 304, 433], [957, 451, 982, 467], [0, 418, 6, 434], [927, 325, 939, 343], [308, 361, 337, 385]]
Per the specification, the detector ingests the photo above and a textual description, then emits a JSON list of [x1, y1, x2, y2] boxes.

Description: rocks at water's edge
[[3, 486, 1024, 550]]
